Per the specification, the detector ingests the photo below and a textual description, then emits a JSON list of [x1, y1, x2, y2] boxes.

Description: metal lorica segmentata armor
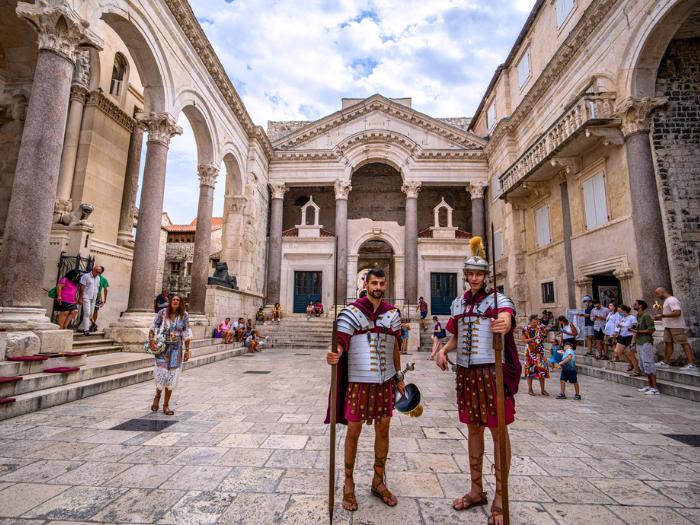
[[451, 292, 515, 368], [337, 304, 401, 383]]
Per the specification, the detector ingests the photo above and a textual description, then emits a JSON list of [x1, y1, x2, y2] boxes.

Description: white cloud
[[161, 0, 535, 221]]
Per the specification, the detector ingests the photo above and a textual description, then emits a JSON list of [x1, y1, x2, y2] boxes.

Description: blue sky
[[162, 0, 535, 223]]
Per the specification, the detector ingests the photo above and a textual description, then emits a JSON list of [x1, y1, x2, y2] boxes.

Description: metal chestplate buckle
[[348, 331, 397, 383], [457, 315, 497, 368]]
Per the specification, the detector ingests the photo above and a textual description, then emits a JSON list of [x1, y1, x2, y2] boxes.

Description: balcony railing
[[498, 92, 617, 195]]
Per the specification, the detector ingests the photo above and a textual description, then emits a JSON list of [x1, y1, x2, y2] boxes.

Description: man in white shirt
[[654, 288, 696, 370], [613, 305, 640, 375], [79, 265, 103, 336], [590, 300, 608, 360]]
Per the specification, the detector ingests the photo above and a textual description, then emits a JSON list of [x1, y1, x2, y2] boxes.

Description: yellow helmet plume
[[469, 236, 486, 258]]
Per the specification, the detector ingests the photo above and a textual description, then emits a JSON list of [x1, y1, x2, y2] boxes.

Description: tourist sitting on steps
[[272, 302, 283, 323]]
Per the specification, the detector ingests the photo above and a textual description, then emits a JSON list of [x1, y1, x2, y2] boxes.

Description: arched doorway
[[357, 239, 395, 300]]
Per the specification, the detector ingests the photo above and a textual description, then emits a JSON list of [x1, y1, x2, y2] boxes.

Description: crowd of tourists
[[215, 316, 266, 352], [52, 264, 108, 334]]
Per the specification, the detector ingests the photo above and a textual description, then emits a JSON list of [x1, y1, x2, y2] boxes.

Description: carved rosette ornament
[[401, 180, 422, 199], [197, 163, 219, 188], [334, 179, 352, 200], [16, 1, 103, 63], [467, 182, 487, 199], [270, 182, 288, 200], [139, 112, 183, 147], [615, 97, 668, 137]]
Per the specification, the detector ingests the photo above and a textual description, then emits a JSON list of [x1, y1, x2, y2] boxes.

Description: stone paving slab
[[0, 347, 698, 524]]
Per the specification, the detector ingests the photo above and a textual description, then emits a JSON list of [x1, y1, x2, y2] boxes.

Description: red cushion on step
[[7, 355, 48, 362], [0, 397, 16, 405], [43, 367, 80, 373], [0, 376, 22, 384]]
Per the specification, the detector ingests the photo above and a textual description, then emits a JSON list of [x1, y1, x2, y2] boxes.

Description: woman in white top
[[557, 316, 578, 349], [602, 303, 619, 360], [613, 304, 640, 376]]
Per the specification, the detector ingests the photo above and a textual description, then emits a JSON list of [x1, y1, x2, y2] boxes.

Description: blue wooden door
[[431, 273, 457, 315], [293, 271, 322, 313]]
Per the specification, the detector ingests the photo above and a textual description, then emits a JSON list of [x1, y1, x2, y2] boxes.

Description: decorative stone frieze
[[270, 182, 288, 200], [615, 97, 668, 137], [401, 180, 422, 198], [334, 179, 352, 200], [86, 91, 136, 131], [16, 0, 103, 63], [468, 182, 487, 199], [197, 163, 219, 187], [139, 112, 182, 147]]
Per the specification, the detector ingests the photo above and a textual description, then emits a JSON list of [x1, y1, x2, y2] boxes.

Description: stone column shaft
[[55, 84, 88, 210], [117, 125, 144, 246], [266, 183, 286, 304], [334, 179, 351, 305], [468, 182, 486, 239], [189, 164, 218, 314], [402, 181, 421, 304], [127, 113, 182, 312], [559, 180, 576, 308]]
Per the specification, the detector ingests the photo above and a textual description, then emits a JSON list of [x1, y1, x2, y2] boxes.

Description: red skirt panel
[[344, 381, 394, 423], [456, 364, 515, 428]]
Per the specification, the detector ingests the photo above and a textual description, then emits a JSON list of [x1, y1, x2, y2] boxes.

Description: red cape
[[324, 297, 396, 425]]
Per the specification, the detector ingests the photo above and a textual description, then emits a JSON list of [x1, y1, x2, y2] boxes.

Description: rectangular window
[[491, 176, 501, 200], [535, 205, 551, 247], [582, 173, 609, 230], [487, 102, 496, 131], [186, 262, 192, 276], [517, 48, 531, 88], [170, 262, 181, 275], [556, 0, 575, 27], [493, 230, 504, 260], [541, 281, 555, 304]]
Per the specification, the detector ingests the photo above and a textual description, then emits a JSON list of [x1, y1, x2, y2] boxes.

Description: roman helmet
[[464, 236, 489, 275]]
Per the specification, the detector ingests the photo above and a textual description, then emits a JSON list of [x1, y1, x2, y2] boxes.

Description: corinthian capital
[[139, 112, 183, 147], [16, 1, 103, 63], [69, 83, 88, 104], [467, 181, 487, 199], [270, 182, 288, 200], [334, 178, 352, 200], [198, 164, 219, 188], [401, 180, 422, 198], [615, 97, 668, 137]]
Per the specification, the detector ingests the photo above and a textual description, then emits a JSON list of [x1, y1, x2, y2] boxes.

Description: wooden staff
[[491, 224, 509, 525], [328, 237, 339, 523]]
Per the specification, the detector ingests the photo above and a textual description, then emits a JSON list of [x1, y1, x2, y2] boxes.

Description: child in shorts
[[556, 343, 581, 400]]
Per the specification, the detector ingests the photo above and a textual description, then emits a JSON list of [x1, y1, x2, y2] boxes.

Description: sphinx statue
[[208, 261, 238, 289]]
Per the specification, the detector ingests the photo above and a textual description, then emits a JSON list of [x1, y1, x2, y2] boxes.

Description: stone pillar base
[[0, 307, 72, 359], [116, 230, 135, 249], [187, 313, 212, 340], [106, 311, 155, 353]]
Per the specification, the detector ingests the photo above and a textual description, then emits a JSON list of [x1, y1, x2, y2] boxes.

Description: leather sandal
[[342, 480, 358, 511], [453, 491, 488, 511], [371, 480, 397, 507], [151, 389, 162, 412], [487, 505, 503, 525], [163, 389, 175, 416]]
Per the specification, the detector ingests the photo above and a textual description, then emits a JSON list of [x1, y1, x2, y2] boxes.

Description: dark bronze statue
[[208, 262, 238, 289]]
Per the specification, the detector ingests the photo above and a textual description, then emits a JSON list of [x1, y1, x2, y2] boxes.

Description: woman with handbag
[[147, 294, 191, 415], [429, 315, 446, 360]]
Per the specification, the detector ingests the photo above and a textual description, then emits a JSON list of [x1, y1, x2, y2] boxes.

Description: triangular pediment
[[272, 94, 485, 153]]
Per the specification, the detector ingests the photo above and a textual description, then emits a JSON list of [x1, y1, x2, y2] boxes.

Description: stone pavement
[[0, 347, 699, 524]]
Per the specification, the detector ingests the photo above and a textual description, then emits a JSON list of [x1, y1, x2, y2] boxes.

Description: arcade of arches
[[0, 0, 698, 363]]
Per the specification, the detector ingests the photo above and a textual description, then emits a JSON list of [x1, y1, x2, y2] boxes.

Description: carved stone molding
[[72, 49, 90, 87], [585, 127, 624, 146], [334, 179, 352, 200], [87, 91, 136, 132], [467, 182, 487, 199], [550, 157, 581, 174], [139, 112, 182, 147], [198, 163, 219, 188], [615, 97, 668, 137], [401, 180, 422, 198], [16, 1, 103, 63], [270, 182, 288, 200], [613, 267, 634, 281], [69, 84, 88, 104]]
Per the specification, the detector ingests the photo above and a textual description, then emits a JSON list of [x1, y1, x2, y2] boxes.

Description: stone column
[[402, 180, 421, 305], [559, 179, 576, 309], [617, 97, 672, 304], [189, 164, 219, 314], [117, 124, 144, 247], [55, 52, 89, 214], [575, 276, 593, 304], [0, 2, 101, 311], [266, 182, 287, 305], [126, 113, 182, 312], [334, 178, 352, 305], [613, 267, 634, 306], [468, 182, 487, 239]]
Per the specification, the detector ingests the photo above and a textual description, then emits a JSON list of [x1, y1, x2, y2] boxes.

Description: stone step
[[0, 344, 250, 420], [575, 354, 700, 387], [68, 344, 124, 357], [72, 336, 118, 347]]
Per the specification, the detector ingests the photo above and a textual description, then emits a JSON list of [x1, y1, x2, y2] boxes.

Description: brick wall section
[[652, 38, 700, 336]]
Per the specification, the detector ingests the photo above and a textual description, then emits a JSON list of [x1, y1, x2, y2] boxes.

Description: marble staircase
[[257, 315, 333, 350]]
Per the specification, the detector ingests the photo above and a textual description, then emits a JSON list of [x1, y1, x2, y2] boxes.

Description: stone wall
[[204, 285, 265, 327], [282, 187, 336, 232], [653, 37, 700, 335], [348, 163, 405, 224], [418, 187, 470, 232]]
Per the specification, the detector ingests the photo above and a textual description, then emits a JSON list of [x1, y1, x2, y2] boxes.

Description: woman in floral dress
[[148, 294, 191, 415], [520, 314, 550, 396]]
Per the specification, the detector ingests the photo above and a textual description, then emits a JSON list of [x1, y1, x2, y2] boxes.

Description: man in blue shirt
[[556, 344, 581, 400]]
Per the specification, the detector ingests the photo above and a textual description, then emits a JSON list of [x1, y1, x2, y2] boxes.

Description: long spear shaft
[[491, 223, 510, 525], [328, 236, 339, 523]]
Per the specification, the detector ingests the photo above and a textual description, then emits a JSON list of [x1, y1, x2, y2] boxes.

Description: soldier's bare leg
[[343, 421, 362, 511], [453, 424, 488, 510], [371, 416, 397, 506]]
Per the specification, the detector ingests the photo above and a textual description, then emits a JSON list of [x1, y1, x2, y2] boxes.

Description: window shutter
[[582, 177, 597, 230], [535, 206, 550, 247], [593, 173, 609, 224], [494, 230, 503, 260]]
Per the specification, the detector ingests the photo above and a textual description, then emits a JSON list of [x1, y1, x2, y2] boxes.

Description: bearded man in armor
[[436, 237, 521, 525], [326, 267, 406, 512]]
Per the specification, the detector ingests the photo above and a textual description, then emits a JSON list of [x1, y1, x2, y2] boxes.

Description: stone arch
[[351, 231, 402, 257], [98, 5, 171, 113], [174, 93, 217, 166], [340, 134, 416, 181], [221, 149, 245, 196], [618, 0, 697, 99]]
